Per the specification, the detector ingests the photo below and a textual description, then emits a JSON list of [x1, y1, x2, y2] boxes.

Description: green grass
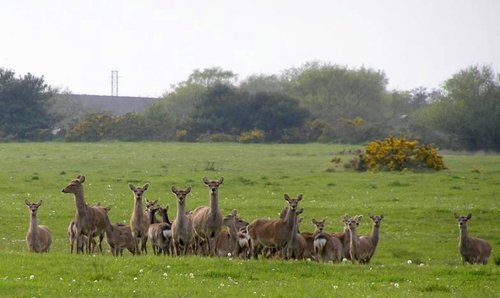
[[0, 142, 499, 297]]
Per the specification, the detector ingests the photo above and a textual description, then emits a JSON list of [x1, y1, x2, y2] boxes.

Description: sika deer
[[147, 206, 172, 255], [247, 194, 303, 259], [283, 208, 306, 260], [346, 215, 380, 264], [191, 177, 224, 256], [129, 183, 150, 255], [357, 213, 384, 262], [61, 175, 107, 254], [171, 186, 194, 256], [68, 219, 96, 254], [312, 219, 342, 262], [25, 200, 52, 253], [454, 213, 491, 264], [102, 206, 136, 256], [216, 209, 250, 258]]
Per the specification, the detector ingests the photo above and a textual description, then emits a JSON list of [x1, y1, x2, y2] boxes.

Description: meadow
[[0, 142, 499, 297]]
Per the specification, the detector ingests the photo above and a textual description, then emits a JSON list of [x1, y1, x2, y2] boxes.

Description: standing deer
[[312, 219, 342, 262], [247, 194, 303, 259], [147, 206, 172, 255], [191, 177, 224, 256], [68, 219, 96, 254], [283, 208, 306, 260], [129, 183, 150, 255], [216, 209, 250, 258], [102, 206, 136, 256], [454, 213, 491, 264], [171, 186, 194, 256], [61, 175, 107, 254], [346, 215, 381, 264], [25, 200, 52, 253]]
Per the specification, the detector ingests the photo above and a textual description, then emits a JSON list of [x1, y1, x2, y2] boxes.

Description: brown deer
[[147, 206, 172, 255], [216, 209, 250, 258], [191, 177, 224, 256], [61, 175, 107, 254], [283, 208, 306, 260], [247, 194, 303, 259], [67, 219, 96, 254], [312, 219, 342, 262], [102, 206, 136, 256], [171, 186, 194, 256], [358, 213, 384, 262], [346, 215, 380, 264], [454, 213, 491, 264], [129, 183, 150, 255], [145, 199, 159, 224], [25, 200, 52, 253]]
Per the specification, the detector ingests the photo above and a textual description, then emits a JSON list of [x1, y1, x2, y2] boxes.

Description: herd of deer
[[24, 175, 492, 265]]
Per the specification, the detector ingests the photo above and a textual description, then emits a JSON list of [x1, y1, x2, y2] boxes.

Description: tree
[[185, 67, 237, 87], [417, 65, 500, 150], [0, 68, 56, 139]]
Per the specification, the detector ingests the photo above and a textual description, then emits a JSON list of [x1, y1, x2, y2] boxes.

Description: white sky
[[1, 0, 499, 97]]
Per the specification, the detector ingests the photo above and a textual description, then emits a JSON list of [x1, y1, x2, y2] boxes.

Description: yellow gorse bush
[[362, 137, 446, 171]]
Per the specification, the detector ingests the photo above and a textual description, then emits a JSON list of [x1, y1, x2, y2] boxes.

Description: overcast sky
[[1, 0, 499, 97]]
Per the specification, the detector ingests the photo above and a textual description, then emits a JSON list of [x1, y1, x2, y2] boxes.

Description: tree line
[[1, 63, 499, 150]]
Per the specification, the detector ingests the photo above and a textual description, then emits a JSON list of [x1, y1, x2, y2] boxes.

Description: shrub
[[355, 137, 446, 171], [238, 129, 265, 143]]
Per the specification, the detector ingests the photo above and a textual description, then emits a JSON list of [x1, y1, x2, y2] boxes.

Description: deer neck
[[227, 221, 238, 239], [459, 226, 469, 247], [209, 190, 219, 213], [29, 213, 39, 237], [160, 210, 170, 224], [349, 227, 359, 254], [284, 207, 296, 232], [149, 209, 157, 225], [371, 224, 380, 246], [73, 187, 88, 215], [133, 197, 143, 222], [103, 214, 114, 236], [176, 201, 186, 219]]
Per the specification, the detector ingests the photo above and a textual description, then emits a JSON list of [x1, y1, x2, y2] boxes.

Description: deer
[[67, 219, 96, 254], [102, 206, 136, 256], [147, 206, 172, 255], [283, 208, 306, 260], [247, 194, 303, 259], [129, 183, 150, 255], [358, 213, 384, 262], [332, 214, 351, 260], [145, 199, 159, 224], [346, 215, 381, 264], [454, 213, 491, 264], [312, 219, 342, 262], [25, 200, 52, 253], [191, 177, 224, 256], [171, 186, 194, 256], [216, 209, 250, 258], [61, 175, 107, 254]]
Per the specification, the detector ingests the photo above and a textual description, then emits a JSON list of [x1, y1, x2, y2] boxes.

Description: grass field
[[0, 142, 499, 297]]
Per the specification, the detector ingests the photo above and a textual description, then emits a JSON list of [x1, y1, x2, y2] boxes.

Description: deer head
[[454, 213, 472, 229], [284, 194, 303, 211], [61, 175, 85, 193], [25, 199, 42, 216], [129, 183, 150, 201], [203, 177, 224, 193], [312, 218, 326, 233], [171, 186, 192, 204], [368, 213, 384, 227]]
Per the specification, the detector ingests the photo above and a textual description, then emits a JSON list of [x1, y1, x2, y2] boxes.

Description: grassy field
[[0, 142, 499, 297]]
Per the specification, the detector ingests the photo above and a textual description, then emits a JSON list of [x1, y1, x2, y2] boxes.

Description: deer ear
[[203, 177, 209, 184], [143, 183, 150, 190], [186, 186, 192, 193], [129, 183, 135, 190], [218, 177, 224, 184], [171, 186, 178, 193], [37, 200, 43, 206], [454, 213, 459, 219], [312, 218, 316, 224], [368, 213, 373, 219], [79, 175, 85, 183], [297, 194, 303, 201], [467, 213, 472, 219], [284, 194, 290, 202], [380, 214, 384, 219], [296, 208, 304, 215], [25, 199, 30, 206]]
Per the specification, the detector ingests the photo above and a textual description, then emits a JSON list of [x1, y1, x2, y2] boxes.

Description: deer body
[[216, 210, 250, 258], [191, 177, 224, 256], [61, 175, 107, 254], [455, 213, 491, 264], [312, 219, 342, 262], [25, 200, 52, 253], [147, 207, 172, 255], [129, 183, 150, 255], [103, 207, 136, 256], [171, 186, 194, 256], [247, 194, 303, 259]]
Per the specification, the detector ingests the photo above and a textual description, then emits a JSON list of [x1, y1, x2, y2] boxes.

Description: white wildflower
[[29, 275, 35, 280]]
